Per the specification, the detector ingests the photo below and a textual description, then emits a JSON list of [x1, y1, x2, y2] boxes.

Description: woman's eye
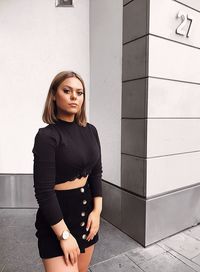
[[63, 89, 70, 93], [63, 89, 84, 96]]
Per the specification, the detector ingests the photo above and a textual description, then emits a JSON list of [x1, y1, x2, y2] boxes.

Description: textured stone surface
[[90, 254, 143, 272], [1, 209, 200, 272], [126, 244, 166, 265], [159, 232, 200, 259], [138, 252, 195, 272]]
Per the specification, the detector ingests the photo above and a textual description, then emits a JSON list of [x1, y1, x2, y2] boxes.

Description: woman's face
[[54, 77, 84, 118]]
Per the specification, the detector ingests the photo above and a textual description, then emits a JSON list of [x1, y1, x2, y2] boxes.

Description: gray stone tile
[[121, 154, 146, 196], [101, 182, 121, 227], [0, 208, 5, 214], [123, 0, 148, 43], [122, 36, 148, 81], [121, 119, 147, 157], [3, 209, 37, 227], [2, 208, 200, 272], [0, 224, 37, 245], [0, 209, 37, 229], [121, 190, 145, 246], [122, 79, 147, 119], [159, 232, 200, 259], [0, 210, 40, 267], [0, 265, 6, 272], [91, 218, 140, 265], [0, 209, 16, 227], [0, 233, 40, 267], [156, 242, 172, 252], [184, 225, 200, 242], [2, 262, 43, 272], [139, 252, 195, 272], [170, 250, 200, 272], [90, 254, 143, 272], [145, 184, 200, 246], [192, 253, 200, 267], [126, 244, 166, 265]]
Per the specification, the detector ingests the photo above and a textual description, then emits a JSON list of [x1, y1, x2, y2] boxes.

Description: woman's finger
[[69, 251, 75, 265], [73, 251, 78, 264], [86, 221, 94, 240], [87, 227, 97, 241], [86, 216, 92, 232], [64, 252, 69, 266]]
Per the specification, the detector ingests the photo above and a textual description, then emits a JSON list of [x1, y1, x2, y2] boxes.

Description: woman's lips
[[69, 103, 78, 107]]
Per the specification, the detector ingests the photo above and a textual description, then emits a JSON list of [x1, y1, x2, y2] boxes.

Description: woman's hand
[[86, 210, 100, 241], [59, 234, 80, 266]]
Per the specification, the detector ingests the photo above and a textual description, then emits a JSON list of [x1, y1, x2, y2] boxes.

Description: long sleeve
[[32, 128, 63, 226], [88, 125, 103, 197]]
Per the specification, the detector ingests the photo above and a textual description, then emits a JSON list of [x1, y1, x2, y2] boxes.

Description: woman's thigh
[[78, 245, 95, 272], [42, 255, 79, 272]]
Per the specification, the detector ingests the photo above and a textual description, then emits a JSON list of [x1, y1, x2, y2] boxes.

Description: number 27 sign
[[175, 10, 193, 37]]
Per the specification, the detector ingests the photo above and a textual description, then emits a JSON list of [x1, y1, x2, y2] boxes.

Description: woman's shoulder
[[37, 123, 57, 134], [86, 122, 97, 131], [86, 122, 99, 140], [34, 124, 60, 144]]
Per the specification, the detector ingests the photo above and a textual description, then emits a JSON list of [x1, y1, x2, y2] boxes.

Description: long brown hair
[[42, 71, 87, 127]]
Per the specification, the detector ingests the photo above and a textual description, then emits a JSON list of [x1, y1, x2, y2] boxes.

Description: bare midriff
[[54, 175, 89, 190]]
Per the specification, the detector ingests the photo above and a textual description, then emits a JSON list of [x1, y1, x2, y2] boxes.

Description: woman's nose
[[71, 91, 77, 98]]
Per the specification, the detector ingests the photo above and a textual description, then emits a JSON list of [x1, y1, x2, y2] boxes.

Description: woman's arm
[[86, 196, 102, 241], [51, 219, 70, 239], [86, 125, 103, 241], [32, 127, 80, 265], [32, 128, 64, 226], [87, 124, 103, 197], [33, 128, 73, 233], [93, 196, 102, 215]]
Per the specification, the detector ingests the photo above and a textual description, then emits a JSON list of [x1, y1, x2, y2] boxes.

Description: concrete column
[[102, 0, 200, 247]]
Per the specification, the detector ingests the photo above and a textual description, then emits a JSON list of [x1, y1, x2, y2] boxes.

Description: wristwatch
[[58, 230, 70, 240]]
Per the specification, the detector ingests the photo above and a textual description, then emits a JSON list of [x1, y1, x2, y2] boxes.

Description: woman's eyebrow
[[63, 85, 83, 91]]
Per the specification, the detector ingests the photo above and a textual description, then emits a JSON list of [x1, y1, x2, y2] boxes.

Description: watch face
[[63, 230, 70, 239]]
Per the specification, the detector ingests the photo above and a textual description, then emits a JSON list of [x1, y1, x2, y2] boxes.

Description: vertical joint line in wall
[[144, 0, 149, 198], [121, 0, 124, 191], [145, 0, 150, 77], [144, 0, 150, 245]]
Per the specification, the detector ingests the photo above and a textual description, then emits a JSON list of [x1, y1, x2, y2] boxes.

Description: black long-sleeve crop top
[[32, 118, 103, 226]]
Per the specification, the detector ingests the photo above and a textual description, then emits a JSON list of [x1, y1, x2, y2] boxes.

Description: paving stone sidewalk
[[1, 209, 200, 272]]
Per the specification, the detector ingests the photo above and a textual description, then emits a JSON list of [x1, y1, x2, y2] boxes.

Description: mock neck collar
[[56, 117, 76, 125]]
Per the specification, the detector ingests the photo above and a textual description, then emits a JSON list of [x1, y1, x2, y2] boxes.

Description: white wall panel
[[150, 0, 200, 47], [148, 77, 200, 117], [176, 0, 200, 11], [147, 1, 200, 197], [90, 0, 123, 186], [147, 119, 200, 156], [0, 0, 89, 173], [149, 35, 200, 83], [146, 151, 200, 197]]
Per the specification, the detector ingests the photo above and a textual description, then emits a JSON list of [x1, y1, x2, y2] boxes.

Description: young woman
[[32, 71, 103, 272]]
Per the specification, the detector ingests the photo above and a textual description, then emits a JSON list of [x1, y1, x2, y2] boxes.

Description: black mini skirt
[[34, 181, 99, 259]]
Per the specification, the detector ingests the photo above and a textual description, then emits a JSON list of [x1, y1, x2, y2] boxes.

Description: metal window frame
[[55, 0, 73, 7]]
